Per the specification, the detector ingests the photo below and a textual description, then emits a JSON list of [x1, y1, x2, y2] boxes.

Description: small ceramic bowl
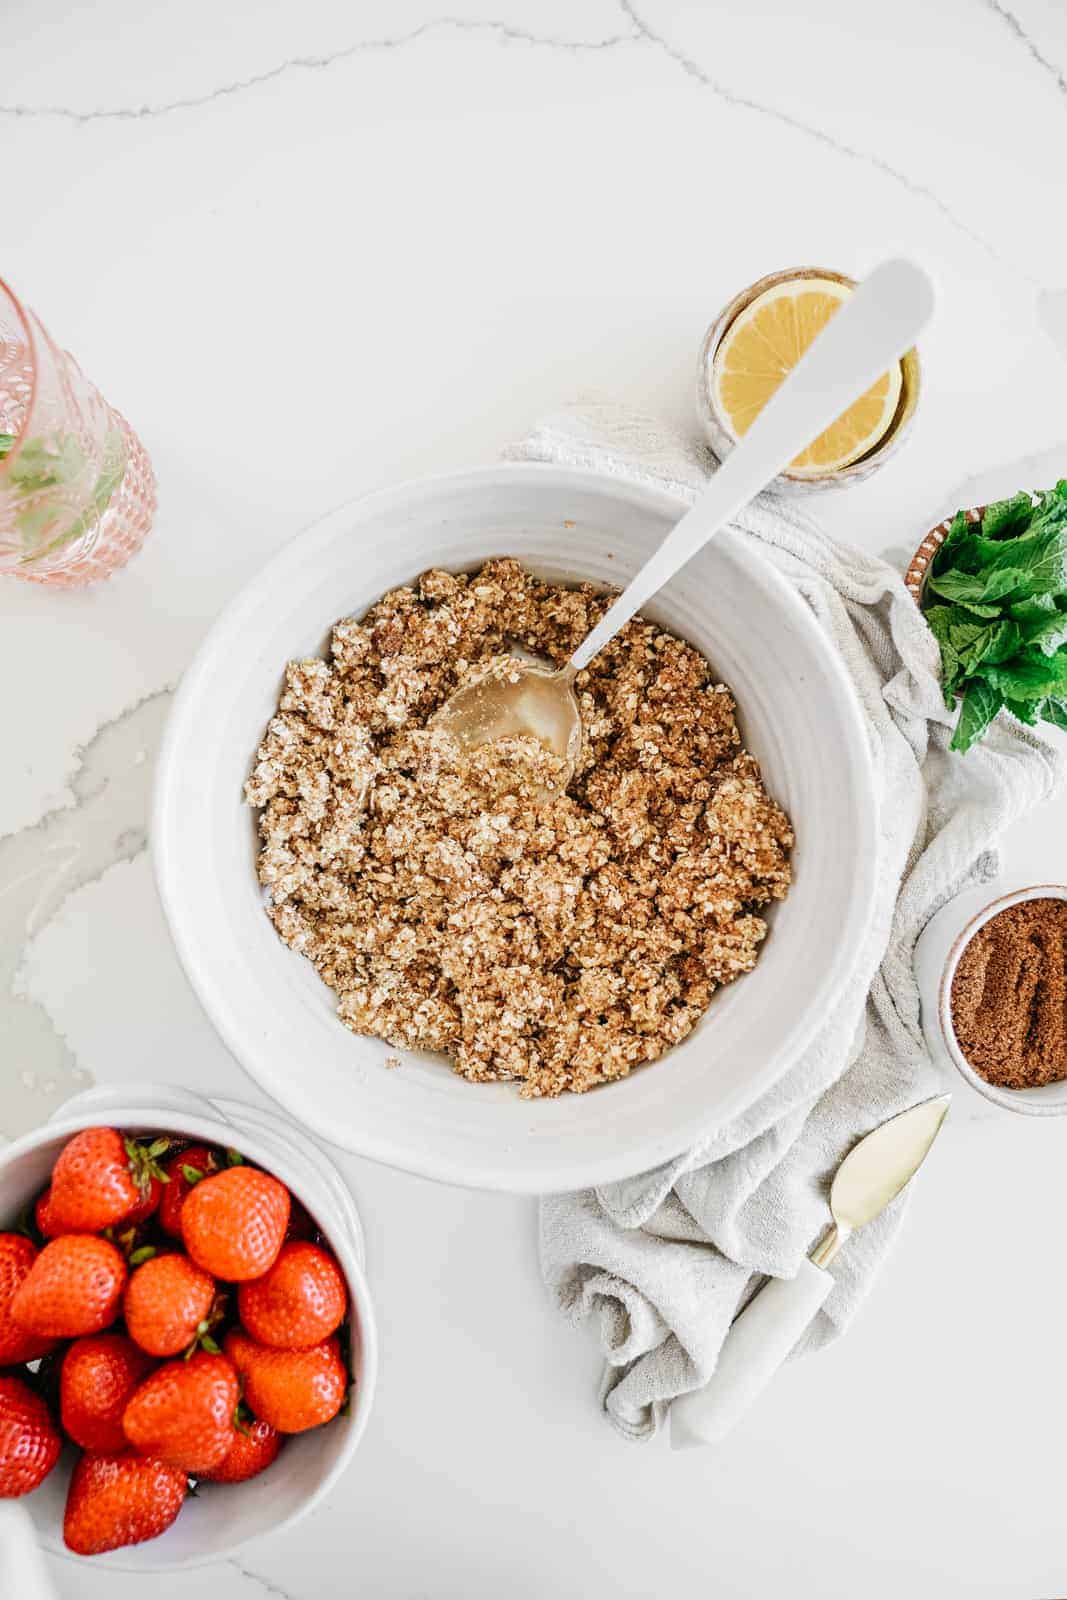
[[914, 883, 1067, 1114], [696, 265, 922, 494], [0, 1083, 378, 1570]]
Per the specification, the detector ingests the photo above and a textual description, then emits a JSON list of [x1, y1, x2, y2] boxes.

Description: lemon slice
[[712, 277, 903, 477]]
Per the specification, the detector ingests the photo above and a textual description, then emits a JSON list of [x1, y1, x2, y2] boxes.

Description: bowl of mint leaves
[[917, 483, 1067, 753]]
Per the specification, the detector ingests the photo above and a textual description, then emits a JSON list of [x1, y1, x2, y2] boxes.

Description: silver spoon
[[434, 259, 935, 786]]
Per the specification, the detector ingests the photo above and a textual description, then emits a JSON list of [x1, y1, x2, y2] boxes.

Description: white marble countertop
[[4, 2, 1067, 1594]]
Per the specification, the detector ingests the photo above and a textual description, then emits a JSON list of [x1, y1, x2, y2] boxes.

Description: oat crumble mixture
[[245, 559, 794, 1097]]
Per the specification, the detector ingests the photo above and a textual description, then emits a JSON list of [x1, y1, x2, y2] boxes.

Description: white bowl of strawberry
[[0, 1084, 377, 1568]]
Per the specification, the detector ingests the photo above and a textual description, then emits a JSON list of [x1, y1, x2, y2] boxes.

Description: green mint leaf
[[931, 510, 979, 577], [128, 1245, 157, 1266], [1029, 482, 1067, 528], [922, 604, 957, 644], [951, 678, 1004, 753], [1004, 697, 1039, 726], [19, 428, 126, 565], [945, 617, 1020, 676], [1042, 696, 1067, 732], [924, 607, 969, 704], [971, 519, 1067, 598], [981, 491, 1035, 540], [1024, 613, 1067, 656], [928, 565, 1031, 605], [8, 433, 84, 493], [984, 623, 1024, 664], [983, 647, 1067, 701], [15, 501, 59, 548], [1009, 594, 1059, 623]]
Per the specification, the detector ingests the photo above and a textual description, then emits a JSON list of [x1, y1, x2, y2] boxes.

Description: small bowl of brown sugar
[[917, 884, 1067, 1114]]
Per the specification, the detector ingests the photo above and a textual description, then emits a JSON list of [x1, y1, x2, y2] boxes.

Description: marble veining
[[227, 1558, 299, 1600], [618, 0, 1014, 271], [985, 0, 1067, 98], [0, 16, 637, 121], [0, 1, 1032, 275], [1, 688, 172, 1136]]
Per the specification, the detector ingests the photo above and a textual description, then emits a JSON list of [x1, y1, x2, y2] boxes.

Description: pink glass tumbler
[[0, 277, 156, 587]]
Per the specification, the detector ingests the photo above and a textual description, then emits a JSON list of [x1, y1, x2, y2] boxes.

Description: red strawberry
[[0, 1234, 57, 1365], [224, 1328, 347, 1434], [60, 1333, 155, 1453], [182, 1167, 290, 1282], [0, 1374, 61, 1497], [238, 1242, 347, 1350], [159, 1145, 219, 1240], [63, 1452, 187, 1555], [122, 1352, 239, 1474], [11, 1234, 127, 1338], [34, 1189, 62, 1240], [124, 1253, 216, 1358], [47, 1127, 171, 1234], [200, 1415, 282, 1483]]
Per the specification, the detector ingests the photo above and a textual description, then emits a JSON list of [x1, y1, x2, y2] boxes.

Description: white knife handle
[[670, 1259, 832, 1450]]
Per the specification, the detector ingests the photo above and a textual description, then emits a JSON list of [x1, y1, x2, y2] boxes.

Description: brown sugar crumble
[[950, 897, 1067, 1089], [245, 559, 794, 1097]]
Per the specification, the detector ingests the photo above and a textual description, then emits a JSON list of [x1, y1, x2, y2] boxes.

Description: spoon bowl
[[431, 652, 582, 786]]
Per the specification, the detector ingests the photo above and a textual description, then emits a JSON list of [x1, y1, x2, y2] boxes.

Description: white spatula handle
[[569, 258, 935, 673], [670, 1259, 832, 1450]]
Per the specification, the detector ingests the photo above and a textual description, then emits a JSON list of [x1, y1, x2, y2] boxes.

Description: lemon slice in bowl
[[711, 277, 903, 477]]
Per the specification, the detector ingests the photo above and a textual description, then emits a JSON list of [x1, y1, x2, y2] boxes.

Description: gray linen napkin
[[506, 399, 1064, 1441]]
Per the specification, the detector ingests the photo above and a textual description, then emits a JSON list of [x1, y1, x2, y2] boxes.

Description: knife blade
[[810, 1092, 951, 1268]]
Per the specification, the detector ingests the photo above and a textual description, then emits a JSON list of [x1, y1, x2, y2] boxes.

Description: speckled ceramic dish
[[697, 266, 922, 495]]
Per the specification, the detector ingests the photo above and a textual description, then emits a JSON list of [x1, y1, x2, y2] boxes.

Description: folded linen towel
[[506, 399, 1064, 1441]]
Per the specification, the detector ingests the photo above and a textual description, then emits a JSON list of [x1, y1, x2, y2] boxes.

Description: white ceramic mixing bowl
[[154, 465, 877, 1192], [0, 1083, 377, 1571]]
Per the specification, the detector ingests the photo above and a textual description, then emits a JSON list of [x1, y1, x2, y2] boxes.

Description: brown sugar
[[245, 559, 794, 1098], [950, 897, 1067, 1089]]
